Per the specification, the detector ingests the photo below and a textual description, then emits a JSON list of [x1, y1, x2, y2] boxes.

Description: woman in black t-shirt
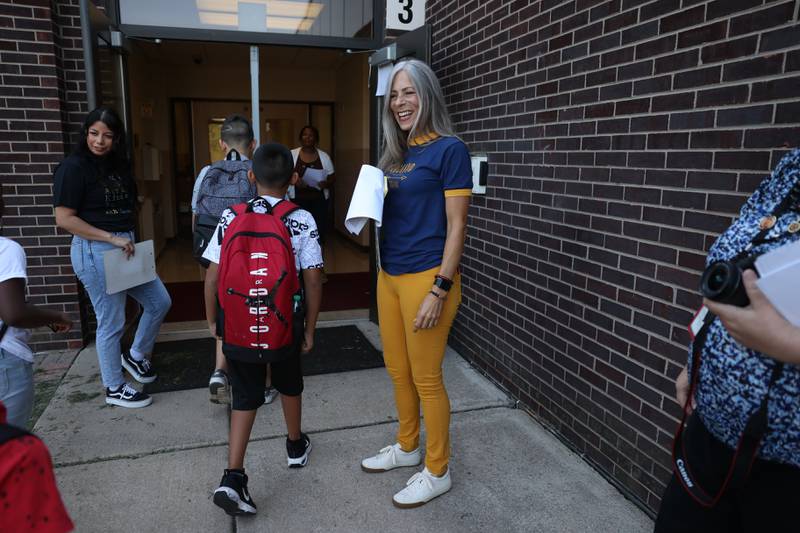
[[54, 108, 171, 409]]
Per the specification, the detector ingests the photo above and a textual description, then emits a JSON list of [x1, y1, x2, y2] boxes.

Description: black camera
[[700, 256, 758, 307]]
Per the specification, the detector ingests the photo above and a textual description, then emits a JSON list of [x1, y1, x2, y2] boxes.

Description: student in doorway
[[192, 114, 257, 404], [203, 143, 323, 516], [0, 186, 72, 428], [54, 107, 171, 409], [191, 114, 281, 406]]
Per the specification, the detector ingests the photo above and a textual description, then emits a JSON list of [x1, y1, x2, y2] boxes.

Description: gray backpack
[[193, 157, 256, 267]]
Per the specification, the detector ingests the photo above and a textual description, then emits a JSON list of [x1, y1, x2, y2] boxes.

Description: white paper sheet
[[755, 238, 800, 276], [376, 64, 393, 96], [302, 167, 327, 190], [345, 165, 387, 235], [103, 240, 157, 295], [755, 239, 800, 325]]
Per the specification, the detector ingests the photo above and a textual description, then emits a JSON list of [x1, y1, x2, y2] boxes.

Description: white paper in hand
[[755, 239, 800, 326], [302, 167, 327, 190], [103, 240, 157, 294], [345, 165, 386, 235]]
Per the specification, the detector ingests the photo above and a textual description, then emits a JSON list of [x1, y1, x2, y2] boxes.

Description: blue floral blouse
[[696, 148, 800, 466]]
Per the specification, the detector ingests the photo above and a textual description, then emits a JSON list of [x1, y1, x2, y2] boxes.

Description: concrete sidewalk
[[35, 319, 653, 532]]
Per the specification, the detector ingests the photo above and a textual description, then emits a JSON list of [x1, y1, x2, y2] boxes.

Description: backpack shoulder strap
[[270, 199, 299, 220], [228, 201, 249, 217], [0, 423, 32, 445]]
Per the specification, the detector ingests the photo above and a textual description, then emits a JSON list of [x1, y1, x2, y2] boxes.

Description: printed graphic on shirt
[[102, 175, 134, 217], [385, 163, 416, 189], [202, 196, 322, 271]]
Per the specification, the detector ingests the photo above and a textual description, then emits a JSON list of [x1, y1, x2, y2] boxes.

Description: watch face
[[434, 277, 452, 291]]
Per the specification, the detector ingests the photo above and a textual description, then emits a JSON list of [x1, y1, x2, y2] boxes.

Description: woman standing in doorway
[[291, 125, 335, 274], [54, 107, 171, 409], [360, 59, 472, 508]]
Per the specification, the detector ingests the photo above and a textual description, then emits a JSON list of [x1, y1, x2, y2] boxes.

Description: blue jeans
[[71, 232, 172, 389], [0, 348, 34, 428]]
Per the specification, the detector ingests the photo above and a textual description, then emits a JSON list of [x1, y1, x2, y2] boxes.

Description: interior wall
[[128, 53, 175, 255], [333, 54, 370, 246]]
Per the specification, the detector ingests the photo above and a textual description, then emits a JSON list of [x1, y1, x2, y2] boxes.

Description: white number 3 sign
[[386, 0, 425, 31]]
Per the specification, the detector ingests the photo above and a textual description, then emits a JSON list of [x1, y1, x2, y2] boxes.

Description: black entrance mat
[[144, 325, 383, 394]]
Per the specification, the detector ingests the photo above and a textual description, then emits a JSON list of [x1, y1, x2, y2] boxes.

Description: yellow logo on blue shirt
[[386, 163, 415, 189]]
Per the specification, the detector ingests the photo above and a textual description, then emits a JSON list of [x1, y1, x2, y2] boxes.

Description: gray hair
[[379, 59, 456, 170]]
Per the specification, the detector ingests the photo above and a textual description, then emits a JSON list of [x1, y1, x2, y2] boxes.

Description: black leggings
[[655, 414, 800, 533]]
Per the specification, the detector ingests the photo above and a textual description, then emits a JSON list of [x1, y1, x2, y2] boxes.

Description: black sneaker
[[213, 469, 257, 516], [121, 350, 157, 384], [286, 432, 312, 468], [105, 383, 152, 408]]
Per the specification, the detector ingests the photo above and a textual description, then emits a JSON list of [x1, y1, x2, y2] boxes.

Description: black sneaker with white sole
[[121, 350, 157, 384], [105, 383, 152, 408], [213, 469, 257, 516], [286, 433, 312, 468]]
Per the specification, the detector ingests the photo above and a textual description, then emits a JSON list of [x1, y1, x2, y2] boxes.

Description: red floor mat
[[162, 271, 371, 322]]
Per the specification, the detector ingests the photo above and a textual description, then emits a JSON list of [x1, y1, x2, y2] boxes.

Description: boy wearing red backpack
[[202, 143, 323, 516]]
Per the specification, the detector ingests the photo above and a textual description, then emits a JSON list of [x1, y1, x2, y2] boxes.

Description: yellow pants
[[377, 265, 461, 476]]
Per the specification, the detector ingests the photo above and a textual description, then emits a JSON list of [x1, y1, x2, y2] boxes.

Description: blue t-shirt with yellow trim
[[380, 134, 472, 275]]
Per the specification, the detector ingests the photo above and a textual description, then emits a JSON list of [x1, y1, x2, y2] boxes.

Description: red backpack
[[217, 199, 302, 362]]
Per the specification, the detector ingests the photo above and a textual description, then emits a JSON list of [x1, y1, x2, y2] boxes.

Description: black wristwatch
[[433, 275, 452, 292]]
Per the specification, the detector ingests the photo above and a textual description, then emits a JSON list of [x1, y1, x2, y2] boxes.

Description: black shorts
[[655, 414, 800, 533], [225, 352, 303, 411]]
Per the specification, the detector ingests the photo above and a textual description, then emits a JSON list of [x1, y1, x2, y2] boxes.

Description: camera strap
[[672, 182, 798, 507], [673, 319, 784, 507]]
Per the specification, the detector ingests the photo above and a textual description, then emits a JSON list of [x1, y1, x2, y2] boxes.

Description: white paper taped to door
[[376, 64, 393, 96], [345, 165, 387, 235]]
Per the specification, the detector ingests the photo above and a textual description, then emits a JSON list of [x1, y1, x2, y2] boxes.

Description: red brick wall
[[429, 0, 800, 512], [1, 0, 88, 352]]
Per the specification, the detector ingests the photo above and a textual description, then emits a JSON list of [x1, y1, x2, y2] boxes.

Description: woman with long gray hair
[[360, 59, 472, 508]]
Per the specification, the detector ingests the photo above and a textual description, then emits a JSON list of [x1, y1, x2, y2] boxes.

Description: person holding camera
[[655, 149, 800, 532]]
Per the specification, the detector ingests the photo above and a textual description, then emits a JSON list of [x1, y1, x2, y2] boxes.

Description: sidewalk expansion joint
[[52, 404, 514, 469]]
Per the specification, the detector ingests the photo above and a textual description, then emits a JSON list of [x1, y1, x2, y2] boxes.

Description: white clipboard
[[103, 240, 157, 294]]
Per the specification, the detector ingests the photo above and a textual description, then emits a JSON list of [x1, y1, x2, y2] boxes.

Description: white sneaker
[[264, 386, 279, 405], [361, 443, 421, 473], [208, 369, 230, 405], [392, 467, 451, 508]]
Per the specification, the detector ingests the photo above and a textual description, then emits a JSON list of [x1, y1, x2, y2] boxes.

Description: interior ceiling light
[[266, 15, 314, 31], [198, 11, 238, 26], [196, 0, 323, 18], [196, 0, 236, 11], [265, 1, 323, 18]]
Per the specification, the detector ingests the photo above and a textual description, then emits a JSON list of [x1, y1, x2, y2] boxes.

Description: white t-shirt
[[201, 195, 323, 271], [0, 237, 34, 362]]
